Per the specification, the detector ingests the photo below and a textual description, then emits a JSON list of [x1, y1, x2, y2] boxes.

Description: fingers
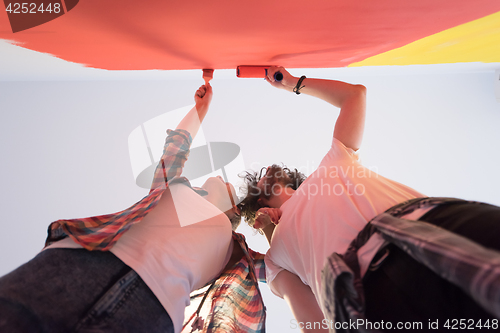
[[254, 208, 281, 230], [195, 85, 207, 98], [266, 66, 284, 83], [194, 83, 213, 103], [267, 209, 281, 225], [271, 208, 282, 223], [254, 212, 271, 229], [253, 218, 264, 229], [254, 208, 269, 229], [265, 66, 296, 91], [266, 66, 282, 88], [195, 90, 204, 98]]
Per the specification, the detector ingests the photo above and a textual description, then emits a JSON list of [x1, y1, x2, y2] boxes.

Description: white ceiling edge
[[1, 39, 500, 82]]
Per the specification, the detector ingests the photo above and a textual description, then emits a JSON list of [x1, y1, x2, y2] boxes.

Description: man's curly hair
[[238, 164, 306, 228]]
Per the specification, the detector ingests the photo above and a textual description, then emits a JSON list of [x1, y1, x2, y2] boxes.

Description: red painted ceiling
[[1, 0, 499, 70]]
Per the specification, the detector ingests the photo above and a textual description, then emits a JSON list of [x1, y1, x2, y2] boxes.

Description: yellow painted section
[[350, 11, 500, 66]]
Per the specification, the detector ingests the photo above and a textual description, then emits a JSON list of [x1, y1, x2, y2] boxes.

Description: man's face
[[256, 166, 288, 208]]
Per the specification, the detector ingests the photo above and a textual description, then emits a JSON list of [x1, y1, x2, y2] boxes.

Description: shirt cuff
[[166, 128, 193, 145]]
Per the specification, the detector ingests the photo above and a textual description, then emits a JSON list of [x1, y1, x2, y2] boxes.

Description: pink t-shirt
[[46, 183, 233, 333], [265, 138, 424, 308]]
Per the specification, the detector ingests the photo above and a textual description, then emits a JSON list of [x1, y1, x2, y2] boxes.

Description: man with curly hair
[[240, 164, 306, 240], [240, 66, 500, 331]]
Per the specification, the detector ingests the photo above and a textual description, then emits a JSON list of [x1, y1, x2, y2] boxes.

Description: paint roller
[[236, 66, 283, 82]]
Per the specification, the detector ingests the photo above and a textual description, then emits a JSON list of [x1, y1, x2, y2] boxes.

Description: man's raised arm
[[266, 66, 366, 151]]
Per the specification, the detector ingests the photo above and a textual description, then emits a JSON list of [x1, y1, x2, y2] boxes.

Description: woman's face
[[201, 176, 238, 218]]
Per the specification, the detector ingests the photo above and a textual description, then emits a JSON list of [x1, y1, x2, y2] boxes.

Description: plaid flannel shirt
[[44, 128, 267, 331], [322, 197, 500, 333], [184, 232, 267, 333], [45, 129, 194, 250]]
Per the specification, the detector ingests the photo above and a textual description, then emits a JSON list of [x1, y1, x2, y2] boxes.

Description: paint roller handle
[[263, 68, 283, 82], [274, 71, 283, 82], [265, 66, 298, 91]]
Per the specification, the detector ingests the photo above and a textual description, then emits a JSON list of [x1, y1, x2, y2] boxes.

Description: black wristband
[[293, 75, 306, 95]]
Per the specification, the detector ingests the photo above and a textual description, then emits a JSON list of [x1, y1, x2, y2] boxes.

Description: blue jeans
[[0, 248, 174, 333], [363, 200, 500, 327]]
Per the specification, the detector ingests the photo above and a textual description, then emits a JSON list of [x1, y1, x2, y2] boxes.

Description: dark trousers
[[0, 248, 174, 333], [363, 202, 500, 331]]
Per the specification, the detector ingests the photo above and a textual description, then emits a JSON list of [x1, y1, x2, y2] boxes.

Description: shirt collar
[[169, 177, 208, 196]]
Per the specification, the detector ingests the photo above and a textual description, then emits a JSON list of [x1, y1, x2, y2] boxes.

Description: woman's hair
[[238, 164, 306, 228], [229, 214, 242, 231]]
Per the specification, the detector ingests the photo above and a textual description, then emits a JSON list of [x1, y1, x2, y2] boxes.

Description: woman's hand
[[194, 83, 213, 114], [254, 207, 282, 229]]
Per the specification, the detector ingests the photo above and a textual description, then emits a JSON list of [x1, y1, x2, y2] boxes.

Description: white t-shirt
[[46, 183, 233, 333], [265, 138, 424, 309]]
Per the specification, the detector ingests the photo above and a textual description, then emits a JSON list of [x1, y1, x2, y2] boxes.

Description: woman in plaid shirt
[[0, 84, 266, 333]]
